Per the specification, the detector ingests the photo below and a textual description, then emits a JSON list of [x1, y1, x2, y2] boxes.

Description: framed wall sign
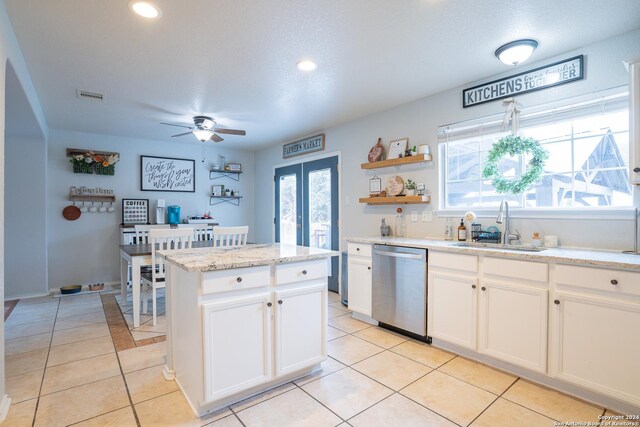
[[463, 55, 584, 108], [122, 199, 149, 225], [369, 176, 382, 193], [283, 134, 325, 159], [388, 138, 408, 159], [140, 155, 195, 192]]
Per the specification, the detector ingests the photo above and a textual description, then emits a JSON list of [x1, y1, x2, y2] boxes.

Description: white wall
[[0, 0, 49, 416], [47, 129, 255, 290], [5, 135, 47, 299], [254, 29, 640, 251]]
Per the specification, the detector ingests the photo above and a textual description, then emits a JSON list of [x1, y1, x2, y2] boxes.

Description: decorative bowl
[[88, 283, 104, 291]]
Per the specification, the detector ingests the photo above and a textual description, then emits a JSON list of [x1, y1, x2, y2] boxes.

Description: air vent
[[76, 89, 104, 101]]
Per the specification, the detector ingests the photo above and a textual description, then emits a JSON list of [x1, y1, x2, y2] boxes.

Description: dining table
[[120, 240, 217, 327]]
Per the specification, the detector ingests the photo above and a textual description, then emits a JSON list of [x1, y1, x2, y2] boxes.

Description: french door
[[275, 156, 339, 291]]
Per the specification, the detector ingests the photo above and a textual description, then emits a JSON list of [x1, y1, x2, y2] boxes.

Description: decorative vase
[[380, 218, 391, 236], [406, 188, 416, 196], [95, 164, 115, 175], [73, 162, 94, 174]]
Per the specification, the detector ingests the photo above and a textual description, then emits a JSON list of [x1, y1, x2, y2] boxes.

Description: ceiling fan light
[[193, 129, 214, 142], [129, 1, 162, 19], [296, 60, 318, 71], [495, 39, 538, 66]]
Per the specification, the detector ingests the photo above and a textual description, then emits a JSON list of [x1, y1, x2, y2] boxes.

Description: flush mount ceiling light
[[296, 60, 318, 71], [495, 39, 538, 66], [129, 1, 162, 19]]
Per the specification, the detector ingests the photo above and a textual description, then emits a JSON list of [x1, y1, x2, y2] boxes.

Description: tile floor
[[3, 290, 617, 426]]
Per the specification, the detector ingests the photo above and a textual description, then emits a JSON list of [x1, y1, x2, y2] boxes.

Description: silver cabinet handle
[[373, 250, 423, 259]]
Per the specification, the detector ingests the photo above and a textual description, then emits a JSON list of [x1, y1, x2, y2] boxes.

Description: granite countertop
[[346, 236, 640, 271], [159, 243, 339, 272]]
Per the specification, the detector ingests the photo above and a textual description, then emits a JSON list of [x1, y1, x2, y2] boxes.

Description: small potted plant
[[404, 179, 417, 196]]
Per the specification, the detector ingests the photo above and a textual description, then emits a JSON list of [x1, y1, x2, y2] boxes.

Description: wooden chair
[[178, 223, 212, 241], [211, 226, 249, 247], [140, 228, 193, 325], [133, 224, 171, 244]]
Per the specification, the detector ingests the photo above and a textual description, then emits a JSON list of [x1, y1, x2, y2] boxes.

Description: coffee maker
[[155, 199, 165, 224]]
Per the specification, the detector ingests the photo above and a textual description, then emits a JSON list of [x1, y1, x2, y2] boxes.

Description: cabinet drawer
[[348, 243, 372, 258], [202, 265, 271, 294], [556, 264, 640, 297], [275, 260, 327, 285], [429, 251, 478, 273], [484, 257, 548, 285]]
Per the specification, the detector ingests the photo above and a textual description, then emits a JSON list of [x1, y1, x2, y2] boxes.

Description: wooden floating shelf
[[361, 154, 432, 170], [66, 148, 120, 158], [359, 195, 431, 205], [69, 194, 116, 203]]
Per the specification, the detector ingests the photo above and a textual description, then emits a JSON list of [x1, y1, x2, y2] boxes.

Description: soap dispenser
[[380, 218, 391, 236]]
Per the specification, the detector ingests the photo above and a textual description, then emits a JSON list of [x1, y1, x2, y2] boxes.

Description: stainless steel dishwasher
[[372, 244, 429, 342]]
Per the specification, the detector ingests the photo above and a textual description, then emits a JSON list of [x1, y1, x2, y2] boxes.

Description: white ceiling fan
[[161, 116, 246, 142]]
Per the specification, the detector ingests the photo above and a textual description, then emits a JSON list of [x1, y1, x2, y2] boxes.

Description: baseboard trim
[[0, 394, 12, 422], [4, 291, 50, 301]]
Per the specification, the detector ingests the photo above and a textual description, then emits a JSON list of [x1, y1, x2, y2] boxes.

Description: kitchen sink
[[453, 242, 547, 252]]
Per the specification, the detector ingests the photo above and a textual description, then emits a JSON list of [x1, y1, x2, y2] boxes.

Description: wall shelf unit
[[66, 148, 120, 158], [209, 170, 242, 181], [69, 194, 116, 203], [210, 195, 243, 206], [359, 195, 430, 205], [360, 154, 432, 170]]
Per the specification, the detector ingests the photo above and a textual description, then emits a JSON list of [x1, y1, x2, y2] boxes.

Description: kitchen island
[[159, 243, 338, 416]]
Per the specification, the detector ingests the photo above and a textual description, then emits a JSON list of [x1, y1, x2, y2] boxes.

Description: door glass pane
[[308, 169, 331, 251], [279, 174, 297, 245]]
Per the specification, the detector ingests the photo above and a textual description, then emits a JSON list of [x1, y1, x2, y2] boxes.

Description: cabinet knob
[[481, 286, 486, 291], [302, 270, 307, 275], [278, 299, 283, 305], [634, 167, 640, 173], [236, 277, 242, 283], [610, 279, 618, 285], [554, 299, 560, 305], [356, 247, 360, 251], [267, 302, 272, 307], [472, 285, 476, 289], [368, 266, 371, 270]]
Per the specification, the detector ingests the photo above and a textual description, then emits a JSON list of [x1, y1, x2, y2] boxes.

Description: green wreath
[[482, 135, 549, 194]]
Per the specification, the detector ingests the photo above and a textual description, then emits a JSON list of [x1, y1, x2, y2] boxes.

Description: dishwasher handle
[[373, 249, 424, 260]]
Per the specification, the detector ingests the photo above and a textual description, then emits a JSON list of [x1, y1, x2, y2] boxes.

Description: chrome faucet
[[496, 200, 520, 245]]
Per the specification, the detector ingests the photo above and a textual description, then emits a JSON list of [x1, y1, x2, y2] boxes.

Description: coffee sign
[[463, 55, 584, 108], [283, 134, 325, 159]]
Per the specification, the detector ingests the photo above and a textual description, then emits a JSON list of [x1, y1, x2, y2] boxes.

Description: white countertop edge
[[345, 236, 640, 271]]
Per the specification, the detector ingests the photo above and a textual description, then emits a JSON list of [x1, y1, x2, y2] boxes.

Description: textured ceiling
[[5, 0, 640, 149]]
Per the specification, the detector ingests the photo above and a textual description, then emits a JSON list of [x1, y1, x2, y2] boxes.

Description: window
[[439, 91, 632, 210]]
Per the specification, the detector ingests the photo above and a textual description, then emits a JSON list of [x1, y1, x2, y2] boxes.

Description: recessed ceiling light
[[129, 1, 162, 19], [495, 39, 538, 66], [296, 60, 318, 72]]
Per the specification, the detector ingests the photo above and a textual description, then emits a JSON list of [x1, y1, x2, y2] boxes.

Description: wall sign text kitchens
[[283, 134, 325, 159], [463, 55, 584, 108]]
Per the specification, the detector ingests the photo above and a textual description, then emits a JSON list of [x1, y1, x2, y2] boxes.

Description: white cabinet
[[275, 283, 327, 376], [428, 251, 478, 349], [202, 293, 272, 402], [428, 272, 478, 349], [551, 264, 640, 407], [479, 280, 548, 373], [348, 243, 372, 316]]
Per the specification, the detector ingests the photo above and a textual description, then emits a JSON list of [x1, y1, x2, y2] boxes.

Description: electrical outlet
[[411, 210, 418, 222], [422, 211, 433, 222]]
